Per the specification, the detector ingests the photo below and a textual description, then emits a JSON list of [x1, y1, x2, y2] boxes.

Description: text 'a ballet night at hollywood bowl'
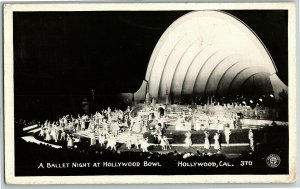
[[37, 161, 162, 169]]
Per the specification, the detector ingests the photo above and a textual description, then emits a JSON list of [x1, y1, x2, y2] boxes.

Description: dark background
[[13, 10, 288, 120]]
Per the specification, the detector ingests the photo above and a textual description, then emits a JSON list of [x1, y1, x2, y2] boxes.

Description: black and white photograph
[[4, 3, 296, 184]]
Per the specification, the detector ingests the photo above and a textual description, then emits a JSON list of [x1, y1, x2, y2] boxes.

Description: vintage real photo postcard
[[4, 3, 296, 184]]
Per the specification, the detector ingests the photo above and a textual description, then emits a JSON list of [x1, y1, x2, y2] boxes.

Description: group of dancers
[[37, 104, 255, 152], [183, 128, 255, 152], [38, 120, 74, 148], [173, 106, 243, 131], [37, 106, 158, 151]]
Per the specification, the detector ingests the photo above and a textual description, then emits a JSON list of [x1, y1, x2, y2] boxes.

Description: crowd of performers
[[37, 104, 256, 153], [38, 106, 154, 152]]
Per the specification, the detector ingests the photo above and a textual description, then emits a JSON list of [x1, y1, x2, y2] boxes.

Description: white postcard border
[[4, 2, 297, 184]]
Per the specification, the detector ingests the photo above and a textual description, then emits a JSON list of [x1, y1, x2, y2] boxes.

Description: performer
[[102, 119, 109, 135], [111, 121, 120, 136], [141, 138, 150, 152], [133, 135, 141, 149], [224, 126, 231, 145], [50, 126, 57, 142], [90, 131, 96, 146], [163, 135, 171, 150], [160, 136, 168, 150], [98, 133, 106, 147], [123, 115, 130, 128], [44, 128, 51, 141], [60, 129, 66, 141], [126, 134, 132, 150], [184, 130, 192, 147], [248, 129, 254, 151], [55, 129, 59, 143], [75, 119, 80, 132], [39, 126, 45, 137], [229, 117, 235, 130], [131, 116, 142, 133], [67, 134, 74, 149], [80, 118, 85, 131], [204, 130, 210, 149], [213, 132, 220, 150], [106, 135, 116, 151]]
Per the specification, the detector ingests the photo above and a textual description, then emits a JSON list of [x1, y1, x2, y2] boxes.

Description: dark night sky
[[13, 10, 288, 96]]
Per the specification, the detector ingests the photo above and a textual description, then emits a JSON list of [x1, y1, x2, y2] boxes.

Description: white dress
[[60, 131, 66, 140], [214, 133, 220, 150], [132, 121, 142, 133], [224, 128, 231, 144], [204, 132, 210, 149], [50, 129, 57, 141], [249, 132, 254, 150], [90, 132, 96, 146], [111, 122, 119, 136], [141, 139, 150, 152], [185, 132, 192, 147], [67, 136, 73, 148], [81, 120, 85, 130], [98, 134, 106, 146]]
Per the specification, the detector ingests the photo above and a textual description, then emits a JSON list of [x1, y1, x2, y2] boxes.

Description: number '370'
[[240, 161, 253, 166]]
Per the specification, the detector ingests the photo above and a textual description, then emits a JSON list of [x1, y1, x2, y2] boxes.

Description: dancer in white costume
[[60, 130, 66, 141], [50, 127, 57, 142], [204, 130, 210, 149], [106, 135, 116, 151], [126, 135, 132, 150], [132, 135, 140, 149], [67, 134, 74, 148], [224, 126, 231, 145], [141, 138, 150, 152], [98, 133, 106, 147], [229, 118, 235, 129], [131, 116, 142, 133], [184, 131, 192, 147], [248, 129, 254, 151], [162, 136, 171, 150], [90, 131, 96, 146], [214, 132, 220, 150], [111, 121, 120, 136], [80, 119, 85, 131], [39, 126, 45, 137], [160, 136, 167, 150], [44, 129, 51, 141]]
